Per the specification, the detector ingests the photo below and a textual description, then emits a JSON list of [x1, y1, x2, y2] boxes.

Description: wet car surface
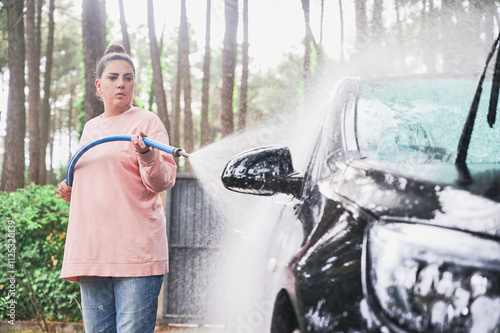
[[221, 74, 500, 332]]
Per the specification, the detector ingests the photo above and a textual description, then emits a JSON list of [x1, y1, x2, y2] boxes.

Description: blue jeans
[[80, 275, 164, 333]]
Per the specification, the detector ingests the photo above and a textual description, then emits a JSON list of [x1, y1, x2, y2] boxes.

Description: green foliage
[[0, 184, 81, 323], [244, 52, 304, 126]]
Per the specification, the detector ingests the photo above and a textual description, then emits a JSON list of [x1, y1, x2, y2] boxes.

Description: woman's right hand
[[58, 180, 72, 202]]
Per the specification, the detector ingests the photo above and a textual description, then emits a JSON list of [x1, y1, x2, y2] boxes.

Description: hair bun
[[105, 44, 126, 55]]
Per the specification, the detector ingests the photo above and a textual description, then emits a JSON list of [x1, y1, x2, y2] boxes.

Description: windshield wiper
[[455, 30, 500, 165], [489, 36, 500, 128]]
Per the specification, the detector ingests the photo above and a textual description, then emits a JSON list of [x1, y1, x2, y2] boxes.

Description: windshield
[[356, 77, 500, 164]]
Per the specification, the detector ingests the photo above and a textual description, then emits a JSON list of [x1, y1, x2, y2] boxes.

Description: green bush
[[0, 184, 81, 324]]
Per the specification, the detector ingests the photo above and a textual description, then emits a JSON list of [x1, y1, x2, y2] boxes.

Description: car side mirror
[[221, 145, 303, 197]]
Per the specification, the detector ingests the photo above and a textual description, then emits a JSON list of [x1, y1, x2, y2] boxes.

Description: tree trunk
[[221, 0, 238, 137], [393, 0, 406, 71], [355, 0, 368, 48], [82, 0, 105, 121], [301, 0, 322, 76], [338, 0, 345, 62], [301, 0, 321, 105], [180, 0, 194, 167], [36, 0, 43, 77], [320, 0, 324, 45], [421, 0, 436, 73], [50, 81, 59, 182], [237, 0, 248, 131], [39, 0, 55, 185], [173, 57, 181, 149], [36, 0, 43, 54], [148, 28, 167, 112], [1, 0, 26, 191], [173, 14, 183, 149], [68, 90, 74, 162], [301, 0, 311, 82], [200, 0, 211, 147], [49, 110, 55, 185], [57, 95, 63, 164], [147, 0, 171, 134], [47, 75, 60, 184], [118, 0, 131, 55], [100, 0, 107, 40], [372, 0, 383, 40], [26, 0, 42, 184]]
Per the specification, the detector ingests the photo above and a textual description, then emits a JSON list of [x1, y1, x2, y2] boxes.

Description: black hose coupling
[[172, 147, 190, 158]]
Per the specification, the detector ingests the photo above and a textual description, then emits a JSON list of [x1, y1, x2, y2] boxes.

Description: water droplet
[[267, 258, 278, 273], [380, 326, 390, 333]]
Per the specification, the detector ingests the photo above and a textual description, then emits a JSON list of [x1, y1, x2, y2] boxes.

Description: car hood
[[322, 158, 500, 237]]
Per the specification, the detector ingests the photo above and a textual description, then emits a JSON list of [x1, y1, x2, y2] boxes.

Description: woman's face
[[96, 60, 135, 111]]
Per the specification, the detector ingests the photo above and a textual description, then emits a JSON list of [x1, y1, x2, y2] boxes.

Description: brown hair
[[95, 44, 135, 79]]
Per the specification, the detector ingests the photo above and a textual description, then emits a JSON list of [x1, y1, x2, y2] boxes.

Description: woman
[[58, 44, 176, 332]]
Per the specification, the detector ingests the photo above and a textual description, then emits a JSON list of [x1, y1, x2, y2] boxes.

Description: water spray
[[66, 134, 190, 186]]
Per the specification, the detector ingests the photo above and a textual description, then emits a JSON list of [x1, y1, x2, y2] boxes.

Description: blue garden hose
[[65, 135, 189, 186]]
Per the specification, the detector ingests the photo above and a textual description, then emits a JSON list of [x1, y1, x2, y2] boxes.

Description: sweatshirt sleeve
[[137, 129, 177, 193]]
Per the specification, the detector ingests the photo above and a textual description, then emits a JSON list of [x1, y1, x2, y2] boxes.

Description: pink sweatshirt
[[60, 108, 177, 282]]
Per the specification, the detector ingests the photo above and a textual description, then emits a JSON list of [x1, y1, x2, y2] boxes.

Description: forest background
[[1, 0, 498, 190]]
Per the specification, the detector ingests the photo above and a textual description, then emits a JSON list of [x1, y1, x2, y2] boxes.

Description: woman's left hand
[[58, 180, 72, 201], [131, 131, 152, 154]]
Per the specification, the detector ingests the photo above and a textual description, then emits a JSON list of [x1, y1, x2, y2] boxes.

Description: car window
[[356, 78, 500, 164]]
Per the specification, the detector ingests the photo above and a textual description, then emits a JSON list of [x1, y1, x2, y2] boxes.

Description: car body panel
[[334, 159, 500, 237], [221, 74, 500, 332]]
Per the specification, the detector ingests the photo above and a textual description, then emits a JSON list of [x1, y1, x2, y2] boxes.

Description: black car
[[221, 74, 500, 332]]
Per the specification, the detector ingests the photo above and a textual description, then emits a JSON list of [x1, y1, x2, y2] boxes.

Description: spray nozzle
[[172, 147, 190, 158]]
